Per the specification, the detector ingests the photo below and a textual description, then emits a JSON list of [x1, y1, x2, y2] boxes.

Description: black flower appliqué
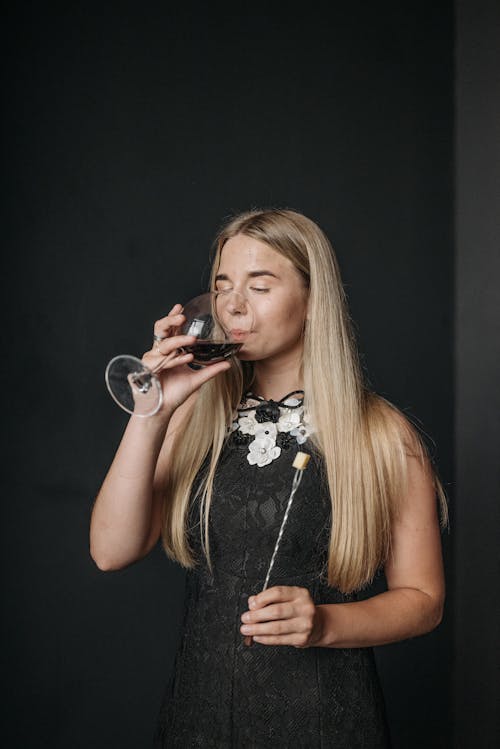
[[232, 429, 252, 447], [255, 401, 281, 423], [276, 432, 296, 450]]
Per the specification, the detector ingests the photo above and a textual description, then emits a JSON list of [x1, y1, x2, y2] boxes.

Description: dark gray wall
[[455, 1, 500, 746], [2, 3, 459, 747]]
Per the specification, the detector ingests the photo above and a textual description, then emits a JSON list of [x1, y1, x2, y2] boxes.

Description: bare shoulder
[[366, 391, 428, 458], [366, 391, 446, 514]]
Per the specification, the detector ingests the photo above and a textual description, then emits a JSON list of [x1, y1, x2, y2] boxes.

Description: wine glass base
[[105, 355, 163, 417]]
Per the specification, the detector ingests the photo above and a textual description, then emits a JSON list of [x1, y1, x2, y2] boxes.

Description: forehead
[[218, 234, 293, 274]]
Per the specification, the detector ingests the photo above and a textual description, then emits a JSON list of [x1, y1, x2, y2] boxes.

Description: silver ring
[[153, 333, 167, 342]]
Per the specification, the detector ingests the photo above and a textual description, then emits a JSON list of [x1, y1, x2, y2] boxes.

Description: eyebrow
[[215, 270, 280, 282]]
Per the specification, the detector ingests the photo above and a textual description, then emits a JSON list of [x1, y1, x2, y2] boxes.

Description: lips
[[230, 329, 251, 342]]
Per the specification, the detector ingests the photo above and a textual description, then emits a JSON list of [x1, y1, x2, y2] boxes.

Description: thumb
[[189, 359, 232, 390]]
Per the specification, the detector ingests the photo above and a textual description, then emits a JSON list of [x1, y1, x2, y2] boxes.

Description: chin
[[236, 344, 262, 362], [236, 352, 256, 362]]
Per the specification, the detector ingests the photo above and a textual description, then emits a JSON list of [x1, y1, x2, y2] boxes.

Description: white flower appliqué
[[247, 434, 281, 467], [290, 409, 313, 444], [238, 410, 257, 435], [254, 422, 278, 440], [277, 409, 301, 433]]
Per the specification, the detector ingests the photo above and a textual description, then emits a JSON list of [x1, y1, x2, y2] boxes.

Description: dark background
[[2, 2, 498, 747]]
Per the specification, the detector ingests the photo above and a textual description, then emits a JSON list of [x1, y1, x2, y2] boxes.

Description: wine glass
[[105, 291, 252, 417]]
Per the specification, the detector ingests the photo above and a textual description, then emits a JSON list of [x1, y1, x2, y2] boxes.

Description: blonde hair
[[162, 208, 447, 592]]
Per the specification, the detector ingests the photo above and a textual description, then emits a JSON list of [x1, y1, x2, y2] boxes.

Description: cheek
[[239, 298, 305, 361], [278, 295, 307, 330], [257, 295, 306, 339]]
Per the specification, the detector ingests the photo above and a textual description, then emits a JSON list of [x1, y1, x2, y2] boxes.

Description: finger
[[241, 603, 294, 624], [163, 303, 184, 318], [142, 348, 192, 373], [187, 359, 231, 387], [154, 334, 197, 356], [143, 337, 195, 367], [240, 617, 304, 638], [142, 348, 195, 376], [249, 586, 298, 610], [155, 351, 195, 370], [153, 310, 186, 339], [251, 633, 310, 648]]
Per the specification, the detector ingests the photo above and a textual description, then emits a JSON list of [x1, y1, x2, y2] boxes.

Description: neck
[[252, 349, 303, 402]]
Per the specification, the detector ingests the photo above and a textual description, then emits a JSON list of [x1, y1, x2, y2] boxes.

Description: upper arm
[[384, 453, 445, 614]]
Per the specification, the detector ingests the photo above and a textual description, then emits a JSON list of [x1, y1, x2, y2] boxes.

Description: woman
[[91, 208, 447, 748]]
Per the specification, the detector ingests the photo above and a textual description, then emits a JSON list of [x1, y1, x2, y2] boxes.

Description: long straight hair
[[161, 208, 447, 593]]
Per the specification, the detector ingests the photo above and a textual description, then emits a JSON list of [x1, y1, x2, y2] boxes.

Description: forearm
[[315, 587, 444, 648], [90, 411, 171, 570]]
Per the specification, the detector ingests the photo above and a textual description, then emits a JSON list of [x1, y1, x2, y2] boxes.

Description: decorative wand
[[244, 451, 311, 646]]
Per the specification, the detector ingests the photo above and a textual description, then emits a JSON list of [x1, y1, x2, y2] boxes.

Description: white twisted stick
[[244, 452, 310, 646], [262, 467, 303, 591]]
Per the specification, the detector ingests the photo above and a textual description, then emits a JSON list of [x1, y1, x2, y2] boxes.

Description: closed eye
[[251, 287, 270, 293]]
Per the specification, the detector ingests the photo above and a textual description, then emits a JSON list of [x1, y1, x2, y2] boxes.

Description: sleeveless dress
[[155, 394, 391, 748]]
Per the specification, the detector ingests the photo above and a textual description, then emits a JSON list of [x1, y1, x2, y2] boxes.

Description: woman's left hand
[[240, 586, 323, 648]]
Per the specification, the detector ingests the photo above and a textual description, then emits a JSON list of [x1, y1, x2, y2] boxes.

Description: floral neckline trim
[[229, 390, 314, 468]]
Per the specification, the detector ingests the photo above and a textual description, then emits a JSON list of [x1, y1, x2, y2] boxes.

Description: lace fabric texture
[[155, 430, 391, 748]]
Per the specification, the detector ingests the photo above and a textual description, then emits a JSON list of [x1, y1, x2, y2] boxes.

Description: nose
[[218, 290, 247, 316]]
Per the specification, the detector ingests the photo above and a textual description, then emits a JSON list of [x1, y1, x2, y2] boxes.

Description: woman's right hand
[[139, 303, 231, 418]]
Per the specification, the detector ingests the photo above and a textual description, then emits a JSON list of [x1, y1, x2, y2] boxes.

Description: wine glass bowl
[[105, 291, 252, 417], [178, 291, 251, 365]]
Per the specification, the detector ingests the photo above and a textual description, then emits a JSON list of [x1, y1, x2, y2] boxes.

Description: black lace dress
[[155, 395, 391, 748]]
